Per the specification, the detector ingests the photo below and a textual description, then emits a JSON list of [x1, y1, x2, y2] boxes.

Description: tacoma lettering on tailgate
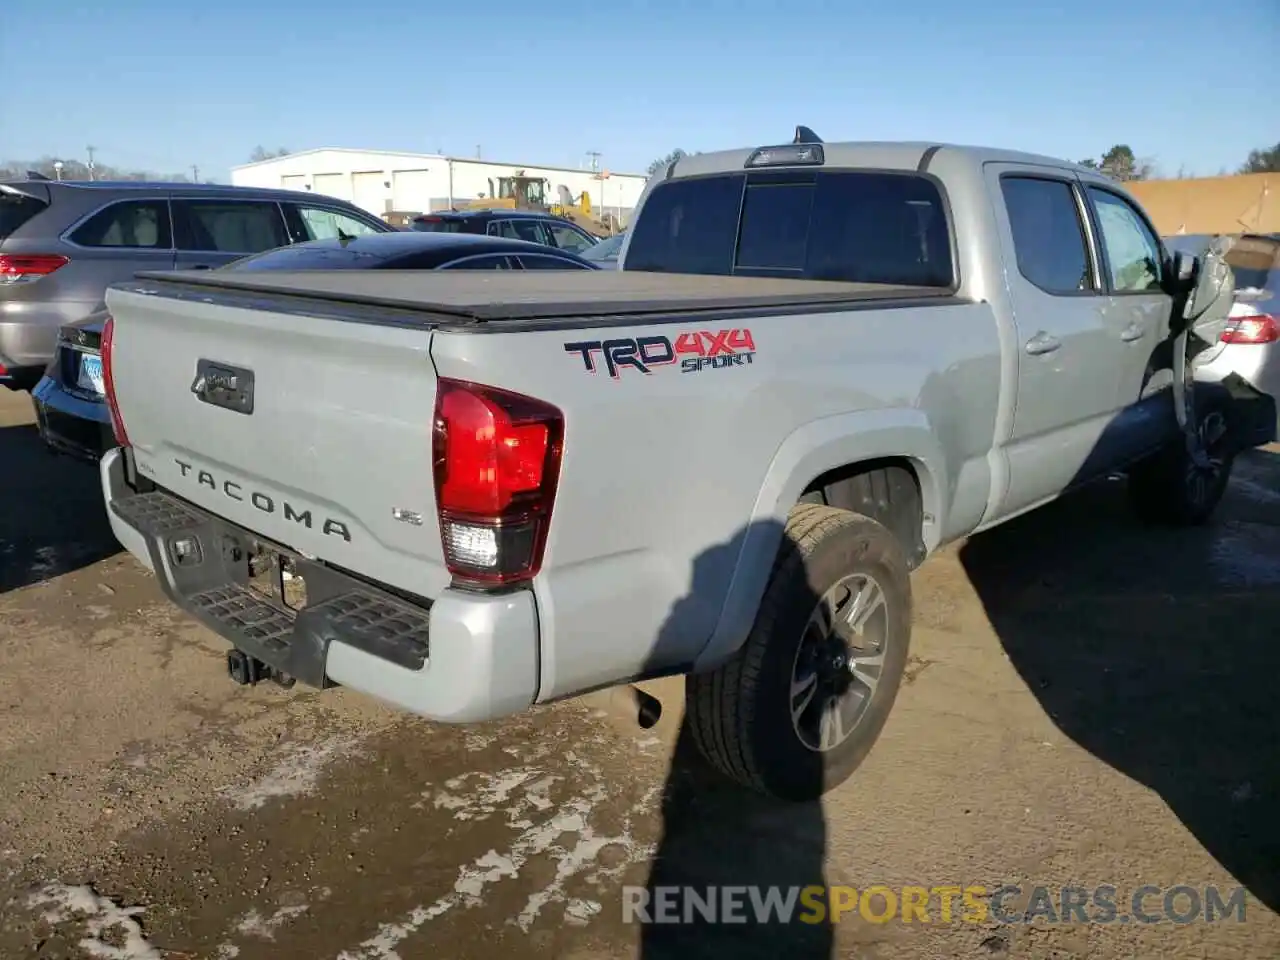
[[174, 459, 352, 542], [564, 328, 756, 379]]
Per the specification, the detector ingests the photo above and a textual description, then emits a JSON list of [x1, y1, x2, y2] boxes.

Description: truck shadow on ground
[[959, 447, 1280, 913], [0, 421, 120, 594], [640, 519, 834, 960]]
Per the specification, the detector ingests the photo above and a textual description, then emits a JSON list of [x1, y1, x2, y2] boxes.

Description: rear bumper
[[32, 374, 114, 462], [100, 448, 539, 723], [1196, 344, 1280, 444], [0, 300, 99, 369], [0, 317, 61, 370]]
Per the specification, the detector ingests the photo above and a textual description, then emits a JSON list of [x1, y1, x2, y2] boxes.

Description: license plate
[[78, 353, 104, 394]]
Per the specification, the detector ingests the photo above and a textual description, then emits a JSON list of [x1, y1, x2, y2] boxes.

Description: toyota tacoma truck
[[96, 129, 1266, 801]]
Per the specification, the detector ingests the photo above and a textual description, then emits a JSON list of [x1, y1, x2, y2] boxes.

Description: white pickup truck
[[97, 130, 1262, 801]]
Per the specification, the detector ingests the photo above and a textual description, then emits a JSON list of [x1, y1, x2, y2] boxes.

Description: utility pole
[[586, 151, 602, 211], [191, 165, 200, 183], [86, 145, 96, 181], [475, 144, 482, 159]]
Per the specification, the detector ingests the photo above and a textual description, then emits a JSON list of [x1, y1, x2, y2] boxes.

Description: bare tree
[[248, 146, 292, 162], [0, 155, 197, 182], [647, 149, 688, 177]]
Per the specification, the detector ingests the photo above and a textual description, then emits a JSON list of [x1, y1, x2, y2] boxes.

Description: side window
[[70, 200, 172, 249], [545, 222, 596, 254], [1000, 177, 1093, 295], [518, 254, 594, 270], [495, 219, 550, 246], [440, 255, 514, 270], [1087, 188, 1163, 293], [294, 205, 384, 242], [174, 200, 288, 254]]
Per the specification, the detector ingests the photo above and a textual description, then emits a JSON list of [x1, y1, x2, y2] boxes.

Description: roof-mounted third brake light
[[745, 144, 825, 168], [745, 125, 826, 168]]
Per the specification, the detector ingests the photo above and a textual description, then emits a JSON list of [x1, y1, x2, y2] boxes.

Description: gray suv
[[0, 178, 391, 389]]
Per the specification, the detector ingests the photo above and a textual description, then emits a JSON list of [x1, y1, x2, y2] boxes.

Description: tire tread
[[688, 503, 884, 794]]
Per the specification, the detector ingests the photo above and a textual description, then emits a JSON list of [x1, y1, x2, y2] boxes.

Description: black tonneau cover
[[129, 269, 957, 322]]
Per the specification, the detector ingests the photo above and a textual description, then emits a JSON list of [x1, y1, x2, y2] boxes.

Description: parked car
[[579, 232, 625, 268], [0, 177, 393, 392], [99, 131, 1257, 803], [409, 209, 599, 256], [1164, 232, 1278, 436], [32, 232, 597, 462]]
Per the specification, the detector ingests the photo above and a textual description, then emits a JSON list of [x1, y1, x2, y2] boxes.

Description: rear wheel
[[687, 504, 912, 801]]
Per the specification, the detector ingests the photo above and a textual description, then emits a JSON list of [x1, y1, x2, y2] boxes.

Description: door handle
[[1024, 332, 1062, 356], [189, 264, 214, 271], [1120, 322, 1146, 342]]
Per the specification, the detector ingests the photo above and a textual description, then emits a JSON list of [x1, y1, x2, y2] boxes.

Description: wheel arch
[[692, 408, 948, 673]]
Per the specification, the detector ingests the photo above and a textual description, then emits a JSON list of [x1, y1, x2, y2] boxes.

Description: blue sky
[[2, 0, 1276, 180]]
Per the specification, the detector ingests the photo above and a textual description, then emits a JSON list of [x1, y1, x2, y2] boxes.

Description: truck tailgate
[[103, 284, 451, 600]]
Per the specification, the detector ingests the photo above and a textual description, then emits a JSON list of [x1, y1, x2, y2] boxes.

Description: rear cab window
[[625, 170, 955, 287], [0, 190, 48, 239]]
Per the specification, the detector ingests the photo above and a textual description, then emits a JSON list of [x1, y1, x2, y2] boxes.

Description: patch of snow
[[565, 899, 602, 925], [236, 904, 309, 940], [464, 731, 497, 751], [28, 883, 162, 960], [426, 769, 537, 822], [222, 737, 359, 811], [336, 770, 656, 959]]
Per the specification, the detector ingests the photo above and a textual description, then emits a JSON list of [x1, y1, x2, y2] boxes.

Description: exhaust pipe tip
[[608, 684, 662, 730]]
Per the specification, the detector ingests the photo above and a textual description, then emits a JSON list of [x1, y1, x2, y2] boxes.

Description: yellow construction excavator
[[460, 171, 621, 236]]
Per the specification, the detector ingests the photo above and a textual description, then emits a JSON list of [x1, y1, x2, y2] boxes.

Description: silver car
[[578, 232, 625, 268], [1166, 233, 1279, 435], [0, 177, 391, 390]]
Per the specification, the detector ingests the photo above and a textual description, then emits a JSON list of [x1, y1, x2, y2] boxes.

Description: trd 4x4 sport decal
[[564, 328, 756, 379]]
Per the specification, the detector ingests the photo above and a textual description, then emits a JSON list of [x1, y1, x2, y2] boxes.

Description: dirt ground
[[0, 387, 1276, 960]]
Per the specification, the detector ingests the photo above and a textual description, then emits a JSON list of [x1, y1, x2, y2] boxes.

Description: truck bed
[[129, 269, 959, 326]]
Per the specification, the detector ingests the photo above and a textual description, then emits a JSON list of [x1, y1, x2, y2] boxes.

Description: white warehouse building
[[230, 148, 649, 224]]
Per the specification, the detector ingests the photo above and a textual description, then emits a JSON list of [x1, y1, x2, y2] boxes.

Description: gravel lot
[[0, 387, 1276, 959]]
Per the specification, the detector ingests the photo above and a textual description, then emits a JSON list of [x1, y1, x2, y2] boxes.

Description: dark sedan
[[32, 233, 597, 462], [409, 209, 600, 256]]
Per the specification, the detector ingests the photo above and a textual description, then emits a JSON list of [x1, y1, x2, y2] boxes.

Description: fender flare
[[692, 408, 947, 672]]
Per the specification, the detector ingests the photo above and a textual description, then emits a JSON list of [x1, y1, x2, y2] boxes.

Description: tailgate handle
[[191, 359, 254, 415]]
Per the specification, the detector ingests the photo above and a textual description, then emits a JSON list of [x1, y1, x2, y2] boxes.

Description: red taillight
[[432, 378, 563, 586], [0, 253, 69, 284], [1220, 314, 1279, 345], [100, 314, 130, 447]]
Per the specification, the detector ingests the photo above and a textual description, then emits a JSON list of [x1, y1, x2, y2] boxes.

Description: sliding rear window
[[0, 192, 48, 240], [626, 170, 954, 287]]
